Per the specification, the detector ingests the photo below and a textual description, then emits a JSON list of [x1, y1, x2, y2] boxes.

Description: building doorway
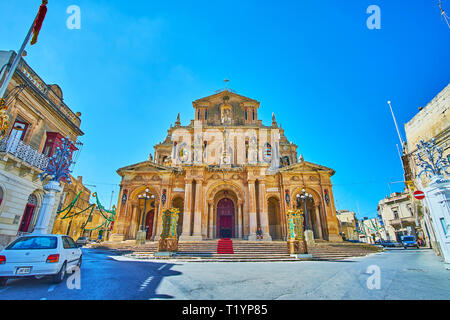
[[145, 210, 154, 240], [18, 194, 37, 233], [216, 198, 235, 239], [268, 197, 282, 240]]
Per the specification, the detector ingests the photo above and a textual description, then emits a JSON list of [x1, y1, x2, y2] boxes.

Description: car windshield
[[403, 236, 415, 241], [6, 236, 58, 250]]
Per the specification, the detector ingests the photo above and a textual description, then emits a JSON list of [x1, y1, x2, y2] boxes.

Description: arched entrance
[[268, 197, 282, 240], [19, 194, 38, 233], [145, 210, 154, 240], [216, 198, 235, 239]]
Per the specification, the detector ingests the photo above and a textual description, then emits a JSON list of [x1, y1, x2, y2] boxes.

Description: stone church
[[111, 89, 342, 243]]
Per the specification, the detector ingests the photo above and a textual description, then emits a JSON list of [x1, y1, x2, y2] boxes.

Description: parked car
[[0, 235, 82, 287], [379, 240, 401, 248], [76, 237, 89, 246], [401, 235, 419, 249]]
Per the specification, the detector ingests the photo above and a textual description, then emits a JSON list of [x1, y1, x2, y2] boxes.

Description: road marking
[[139, 276, 154, 292], [40, 298, 47, 300], [48, 285, 56, 292]]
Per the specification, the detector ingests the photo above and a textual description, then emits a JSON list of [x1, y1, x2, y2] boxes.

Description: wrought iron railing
[[0, 136, 49, 170]]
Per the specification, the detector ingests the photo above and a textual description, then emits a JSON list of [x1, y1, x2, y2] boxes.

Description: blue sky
[[1, 0, 449, 218]]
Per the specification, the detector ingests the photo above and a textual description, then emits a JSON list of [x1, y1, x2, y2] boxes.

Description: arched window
[[264, 143, 272, 162]]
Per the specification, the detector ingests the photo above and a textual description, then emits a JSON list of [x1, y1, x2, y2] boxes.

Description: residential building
[[402, 83, 449, 255], [336, 210, 358, 240], [0, 50, 84, 247], [378, 191, 419, 242]]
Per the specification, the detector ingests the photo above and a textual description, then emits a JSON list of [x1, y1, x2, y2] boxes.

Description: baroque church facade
[[111, 89, 342, 243]]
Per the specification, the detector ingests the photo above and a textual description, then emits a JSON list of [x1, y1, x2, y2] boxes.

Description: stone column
[[238, 201, 243, 239], [314, 204, 323, 239], [192, 180, 203, 240], [259, 183, 272, 241], [33, 181, 62, 235], [179, 179, 193, 241], [151, 201, 159, 240], [208, 200, 214, 239], [248, 180, 258, 240]]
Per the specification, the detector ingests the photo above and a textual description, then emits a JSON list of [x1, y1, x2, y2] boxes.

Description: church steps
[[94, 240, 383, 261]]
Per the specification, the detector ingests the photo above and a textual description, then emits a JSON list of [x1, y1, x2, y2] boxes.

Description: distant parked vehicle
[[0, 235, 82, 287], [76, 237, 89, 246], [344, 239, 361, 243], [401, 235, 419, 249], [379, 240, 401, 248]]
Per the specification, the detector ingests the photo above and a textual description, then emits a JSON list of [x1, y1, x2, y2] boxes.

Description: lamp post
[[296, 189, 313, 231], [138, 189, 151, 232]]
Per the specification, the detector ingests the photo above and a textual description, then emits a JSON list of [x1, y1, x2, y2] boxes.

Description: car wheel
[[0, 277, 8, 287], [52, 262, 67, 284]]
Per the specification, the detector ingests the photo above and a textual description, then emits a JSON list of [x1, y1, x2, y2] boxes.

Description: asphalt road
[[0, 248, 448, 300]]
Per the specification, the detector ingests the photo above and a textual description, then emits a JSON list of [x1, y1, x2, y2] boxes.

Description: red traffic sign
[[413, 190, 425, 200]]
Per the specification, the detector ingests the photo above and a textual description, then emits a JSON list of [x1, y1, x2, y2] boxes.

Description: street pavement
[[0, 247, 448, 300]]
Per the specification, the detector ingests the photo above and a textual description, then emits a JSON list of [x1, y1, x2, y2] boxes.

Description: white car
[[0, 234, 82, 286]]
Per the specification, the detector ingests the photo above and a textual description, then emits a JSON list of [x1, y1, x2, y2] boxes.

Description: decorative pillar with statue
[[156, 208, 180, 257], [286, 209, 311, 259], [33, 137, 75, 235]]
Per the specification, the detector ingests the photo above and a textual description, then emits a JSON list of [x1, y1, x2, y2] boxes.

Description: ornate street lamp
[[296, 189, 313, 231], [138, 189, 153, 232]]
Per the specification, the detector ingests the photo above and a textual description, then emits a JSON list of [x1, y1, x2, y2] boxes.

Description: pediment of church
[[193, 89, 260, 108], [279, 161, 335, 176], [117, 161, 175, 175]]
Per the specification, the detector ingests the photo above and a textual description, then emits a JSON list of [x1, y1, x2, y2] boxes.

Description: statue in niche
[[221, 107, 232, 125]]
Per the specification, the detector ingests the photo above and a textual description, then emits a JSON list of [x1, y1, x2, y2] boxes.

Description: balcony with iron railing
[[389, 216, 416, 227], [0, 135, 49, 171]]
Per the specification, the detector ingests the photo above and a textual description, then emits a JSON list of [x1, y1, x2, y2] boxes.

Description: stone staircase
[[309, 242, 383, 261], [94, 239, 383, 262]]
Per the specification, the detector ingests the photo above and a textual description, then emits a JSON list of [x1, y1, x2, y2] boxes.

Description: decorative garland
[[57, 191, 117, 232]]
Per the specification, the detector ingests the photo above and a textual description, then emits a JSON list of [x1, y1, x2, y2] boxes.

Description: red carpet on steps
[[217, 239, 234, 254]]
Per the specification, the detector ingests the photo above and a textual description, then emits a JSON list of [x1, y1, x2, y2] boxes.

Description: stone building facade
[[0, 50, 83, 247], [402, 83, 449, 252], [336, 210, 358, 241], [52, 176, 92, 240], [377, 192, 418, 242], [111, 90, 342, 243]]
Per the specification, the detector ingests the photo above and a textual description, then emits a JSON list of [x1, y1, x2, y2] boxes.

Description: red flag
[[30, 0, 48, 45]]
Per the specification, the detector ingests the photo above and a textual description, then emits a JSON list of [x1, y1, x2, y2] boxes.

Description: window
[[10, 118, 29, 141], [440, 218, 448, 235], [252, 110, 255, 120], [245, 111, 248, 121], [42, 132, 78, 158], [205, 111, 208, 120], [197, 110, 200, 120], [393, 210, 399, 219], [6, 236, 57, 250], [0, 187, 3, 207], [62, 237, 71, 249]]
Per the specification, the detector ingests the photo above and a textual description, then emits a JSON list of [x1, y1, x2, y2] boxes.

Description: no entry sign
[[414, 190, 425, 200]]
